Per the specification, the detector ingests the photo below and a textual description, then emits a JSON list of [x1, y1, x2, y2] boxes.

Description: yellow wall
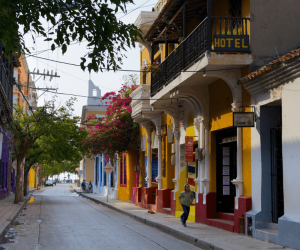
[[208, 77, 252, 196], [28, 167, 35, 188], [209, 79, 233, 193], [241, 67, 252, 197], [209, 79, 233, 132], [141, 48, 151, 85], [118, 149, 137, 202], [85, 157, 94, 183]]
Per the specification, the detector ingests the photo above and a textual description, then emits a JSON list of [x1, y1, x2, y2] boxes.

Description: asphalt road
[[1, 184, 202, 250]]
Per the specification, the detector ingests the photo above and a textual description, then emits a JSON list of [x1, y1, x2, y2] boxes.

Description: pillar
[[172, 128, 180, 199], [202, 119, 210, 204], [156, 134, 162, 189]]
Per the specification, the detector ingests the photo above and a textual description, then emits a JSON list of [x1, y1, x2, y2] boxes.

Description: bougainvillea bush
[[81, 83, 139, 162]]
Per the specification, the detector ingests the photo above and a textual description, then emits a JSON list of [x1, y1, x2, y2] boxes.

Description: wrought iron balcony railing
[[151, 16, 250, 97]]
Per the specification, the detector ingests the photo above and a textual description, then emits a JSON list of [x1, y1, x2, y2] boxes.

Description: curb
[[0, 194, 32, 244], [72, 187, 223, 250]]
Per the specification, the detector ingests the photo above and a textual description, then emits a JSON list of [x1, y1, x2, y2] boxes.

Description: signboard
[[78, 170, 83, 176], [152, 154, 158, 183], [185, 136, 194, 162], [213, 35, 250, 52], [233, 112, 255, 127], [104, 163, 114, 175]]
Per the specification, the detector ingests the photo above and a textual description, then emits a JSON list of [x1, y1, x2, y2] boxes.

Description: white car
[[45, 180, 54, 187]]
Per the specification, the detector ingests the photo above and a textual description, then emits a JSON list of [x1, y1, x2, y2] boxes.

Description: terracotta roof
[[239, 48, 300, 83]]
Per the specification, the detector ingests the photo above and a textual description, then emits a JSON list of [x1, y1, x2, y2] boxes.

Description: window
[[120, 156, 123, 185], [93, 89, 97, 96], [120, 153, 127, 187]]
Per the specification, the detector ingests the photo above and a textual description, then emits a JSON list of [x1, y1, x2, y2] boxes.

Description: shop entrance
[[216, 128, 237, 213], [270, 127, 284, 223]]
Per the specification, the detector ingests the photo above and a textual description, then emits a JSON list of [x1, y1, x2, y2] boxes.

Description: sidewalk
[[0, 193, 32, 243], [71, 185, 292, 250]]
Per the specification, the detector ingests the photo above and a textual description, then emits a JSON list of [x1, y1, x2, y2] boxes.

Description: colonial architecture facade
[[123, 0, 300, 249]]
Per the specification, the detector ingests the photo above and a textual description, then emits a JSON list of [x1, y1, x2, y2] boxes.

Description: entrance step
[[206, 218, 234, 232], [162, 207, 172, 215], [218, 212, 234, 222], [267, 222, 278, 231]]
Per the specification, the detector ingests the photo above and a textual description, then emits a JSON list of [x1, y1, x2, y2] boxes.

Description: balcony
[[151, 16, 250, 97], [130, 84, 152, 121]]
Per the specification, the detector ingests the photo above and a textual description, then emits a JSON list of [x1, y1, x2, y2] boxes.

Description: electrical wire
[[25, 52, 300, 75]]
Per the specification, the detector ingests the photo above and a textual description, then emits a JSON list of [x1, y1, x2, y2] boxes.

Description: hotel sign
[[233, 112, 255, 127], [214, 35, 250, 52]]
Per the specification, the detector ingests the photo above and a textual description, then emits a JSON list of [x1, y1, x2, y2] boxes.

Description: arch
[[205, 69, 242, 104]]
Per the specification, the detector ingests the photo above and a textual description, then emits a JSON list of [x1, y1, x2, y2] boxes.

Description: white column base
[[172, 178, 179, 200], [202, 178, 210, 204], [232, 179, 243, 210], [156, 176, 162, 189]]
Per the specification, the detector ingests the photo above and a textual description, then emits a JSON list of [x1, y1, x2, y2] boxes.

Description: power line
[[26, 52, 300, 75]]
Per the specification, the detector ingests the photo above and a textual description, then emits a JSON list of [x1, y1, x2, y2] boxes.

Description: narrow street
[[1, 184, 201, 250]]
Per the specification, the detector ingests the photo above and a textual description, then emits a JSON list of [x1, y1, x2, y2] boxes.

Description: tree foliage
[[10, 98, 87, 203], [0, 0, 141, 71], [81, 74, 139, 160]]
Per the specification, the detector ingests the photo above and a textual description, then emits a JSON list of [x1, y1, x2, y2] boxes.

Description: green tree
[[0, 0, 141, 71], [10, 98, 87, 203]]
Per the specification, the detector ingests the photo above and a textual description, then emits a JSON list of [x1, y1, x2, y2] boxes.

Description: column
[[146, 135, 152, 187], [232, 103, 243, 209], [199, 121, 205, 194], [172, 128, 180, 199], [202, 120, 210, 204], [156, 134, 162, 189]]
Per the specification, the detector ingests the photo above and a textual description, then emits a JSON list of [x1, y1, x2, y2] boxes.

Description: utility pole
[[27, 69, 60, 89]]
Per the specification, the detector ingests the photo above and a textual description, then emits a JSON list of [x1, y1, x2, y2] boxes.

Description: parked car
[[45, 180, 54, 187]]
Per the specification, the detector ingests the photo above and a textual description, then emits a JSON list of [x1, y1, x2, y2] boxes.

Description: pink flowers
[[82, 82, 139, 159]]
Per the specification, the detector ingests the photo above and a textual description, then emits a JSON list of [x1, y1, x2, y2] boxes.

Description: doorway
[[270, 127, 284, 223], [216, 128, 237, 213]]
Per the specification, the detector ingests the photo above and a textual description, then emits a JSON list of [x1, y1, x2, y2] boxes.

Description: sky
[[24, 0, 158, 118]]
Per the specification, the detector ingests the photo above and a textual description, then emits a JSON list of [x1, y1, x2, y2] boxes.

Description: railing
[[213, 16, 250, 36], [150, 16, 250, 97], [151, 17, 208, 97]]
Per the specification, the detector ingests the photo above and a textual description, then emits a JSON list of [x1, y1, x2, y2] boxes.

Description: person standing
[[81, 180, 86, 191], [88, 181, 93, 193], [178, 184, 194, 227]]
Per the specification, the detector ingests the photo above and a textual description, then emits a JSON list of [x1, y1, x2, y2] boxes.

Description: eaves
[[243, 59, 300, 96]]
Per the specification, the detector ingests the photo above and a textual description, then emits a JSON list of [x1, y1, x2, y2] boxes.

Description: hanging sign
[[185, 136, 194, 162], [233, 112, 255, 127], [104, 163, 114, 175], [213, 35, 250, 52]]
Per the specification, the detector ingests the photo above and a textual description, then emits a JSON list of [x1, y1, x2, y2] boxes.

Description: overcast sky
[[24, 0, 157, 117]]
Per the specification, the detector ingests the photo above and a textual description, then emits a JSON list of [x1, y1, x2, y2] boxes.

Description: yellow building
[[132, 0, 253, 233], [28, 167, 36, 188]]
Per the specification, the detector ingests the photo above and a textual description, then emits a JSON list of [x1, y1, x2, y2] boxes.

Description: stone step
[[206, 218, 234, 232], [218, 212, 235, 222]]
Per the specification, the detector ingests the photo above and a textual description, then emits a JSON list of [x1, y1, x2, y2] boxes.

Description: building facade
[[130, 0, 300, 243], [0, 44, 19, 199], [240, 48, 300, 249]]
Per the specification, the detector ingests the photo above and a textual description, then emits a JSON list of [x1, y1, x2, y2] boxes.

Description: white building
[[240, 48, 300, 249]]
